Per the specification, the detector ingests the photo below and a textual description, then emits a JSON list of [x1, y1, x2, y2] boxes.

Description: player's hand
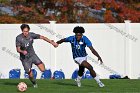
[[51, 41, 58, 48], [98, 57, 103, 64], [22, 50, 27, 55], [53, 43, 58, 48]]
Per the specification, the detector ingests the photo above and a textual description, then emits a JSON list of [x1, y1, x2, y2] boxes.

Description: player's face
[[75, 33, 83, 41], [22, 28, 29, 37]]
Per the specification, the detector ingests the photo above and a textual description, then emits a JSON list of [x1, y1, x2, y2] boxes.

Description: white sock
[[77, 76, 82, 81], [94, 76, 101, 83]]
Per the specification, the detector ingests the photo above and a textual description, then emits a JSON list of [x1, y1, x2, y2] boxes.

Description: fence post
[[124, 20, 132, 78]]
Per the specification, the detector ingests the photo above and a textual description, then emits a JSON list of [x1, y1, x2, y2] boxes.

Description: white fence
[[0, 21, 140, 79]]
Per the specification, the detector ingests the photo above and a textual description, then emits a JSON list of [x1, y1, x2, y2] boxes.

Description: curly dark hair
[[73, 26, 85, 33], [20, 24, 30, 31]]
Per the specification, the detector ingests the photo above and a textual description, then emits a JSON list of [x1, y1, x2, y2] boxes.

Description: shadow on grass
[[3, 82, 33, 87], [53, 81, 76, 86], [3, 82, 18, 86], [52, 81, 94, 87]]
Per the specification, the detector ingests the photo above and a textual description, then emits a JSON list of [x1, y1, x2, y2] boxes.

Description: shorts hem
[[35, 61, 43, 65]]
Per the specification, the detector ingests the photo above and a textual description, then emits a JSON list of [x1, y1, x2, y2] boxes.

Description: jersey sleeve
[[84, 36, 92, 47], [16, 37, 21, 47], [30, 32, 40, 39], [64, 36, 73, 42]]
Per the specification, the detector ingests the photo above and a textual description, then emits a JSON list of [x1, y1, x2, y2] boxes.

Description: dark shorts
[[20, 54, 42, 73]]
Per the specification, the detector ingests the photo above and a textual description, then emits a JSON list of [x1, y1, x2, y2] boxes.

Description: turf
[[0, 79, 139, 93]]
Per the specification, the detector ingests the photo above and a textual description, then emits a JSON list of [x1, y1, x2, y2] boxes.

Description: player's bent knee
[[28, 70, 33, 77], [37, 63, 45, 72], [40, 68, 45, 72], [26, 69, 31, 74], [40, 66, 45, 72]]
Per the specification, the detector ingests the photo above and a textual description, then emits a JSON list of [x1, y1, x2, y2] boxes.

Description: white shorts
[[74, 56, 87, 65]]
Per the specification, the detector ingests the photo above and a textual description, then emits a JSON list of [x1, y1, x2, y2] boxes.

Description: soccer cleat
[[33, 84, 38, 88], [75, 78, 81, 87], [98, 82, 105, 88]]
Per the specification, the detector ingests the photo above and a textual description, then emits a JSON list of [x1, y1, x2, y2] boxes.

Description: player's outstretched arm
[[88, 46, 103, 64], [40, 35, 58, 47], [56, 38, 66, 44]]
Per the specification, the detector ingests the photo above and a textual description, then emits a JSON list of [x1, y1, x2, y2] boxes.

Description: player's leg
[[81, 61, 96, 77], [33, 55, 45, 88], [21, 59, 37, 87], [28, 69, 37, 87], [37, 63, 45, 72], [81, 61, 105, 87], [33, 54, 45, 72], [75, 65, 85, 87], [78, 65, 85, 77]]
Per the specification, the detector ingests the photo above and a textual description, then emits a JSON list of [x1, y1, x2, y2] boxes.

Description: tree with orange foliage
[[0, 15, 21, 23]]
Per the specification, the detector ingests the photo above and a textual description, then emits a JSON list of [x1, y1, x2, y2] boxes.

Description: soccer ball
[[17, 82, 27, 92]]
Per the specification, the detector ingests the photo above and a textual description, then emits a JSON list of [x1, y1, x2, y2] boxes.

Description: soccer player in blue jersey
[[16, 24, 58, 88], [56, 26, 105, 87]]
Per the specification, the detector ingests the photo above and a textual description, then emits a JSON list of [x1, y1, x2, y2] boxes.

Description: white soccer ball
[[17, 82, 27, 92]]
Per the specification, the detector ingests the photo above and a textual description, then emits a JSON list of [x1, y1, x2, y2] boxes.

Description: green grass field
[[0, 79, 139, 93]]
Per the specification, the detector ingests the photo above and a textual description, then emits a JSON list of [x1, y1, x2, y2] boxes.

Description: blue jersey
[[65, 35, 92, 59]]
